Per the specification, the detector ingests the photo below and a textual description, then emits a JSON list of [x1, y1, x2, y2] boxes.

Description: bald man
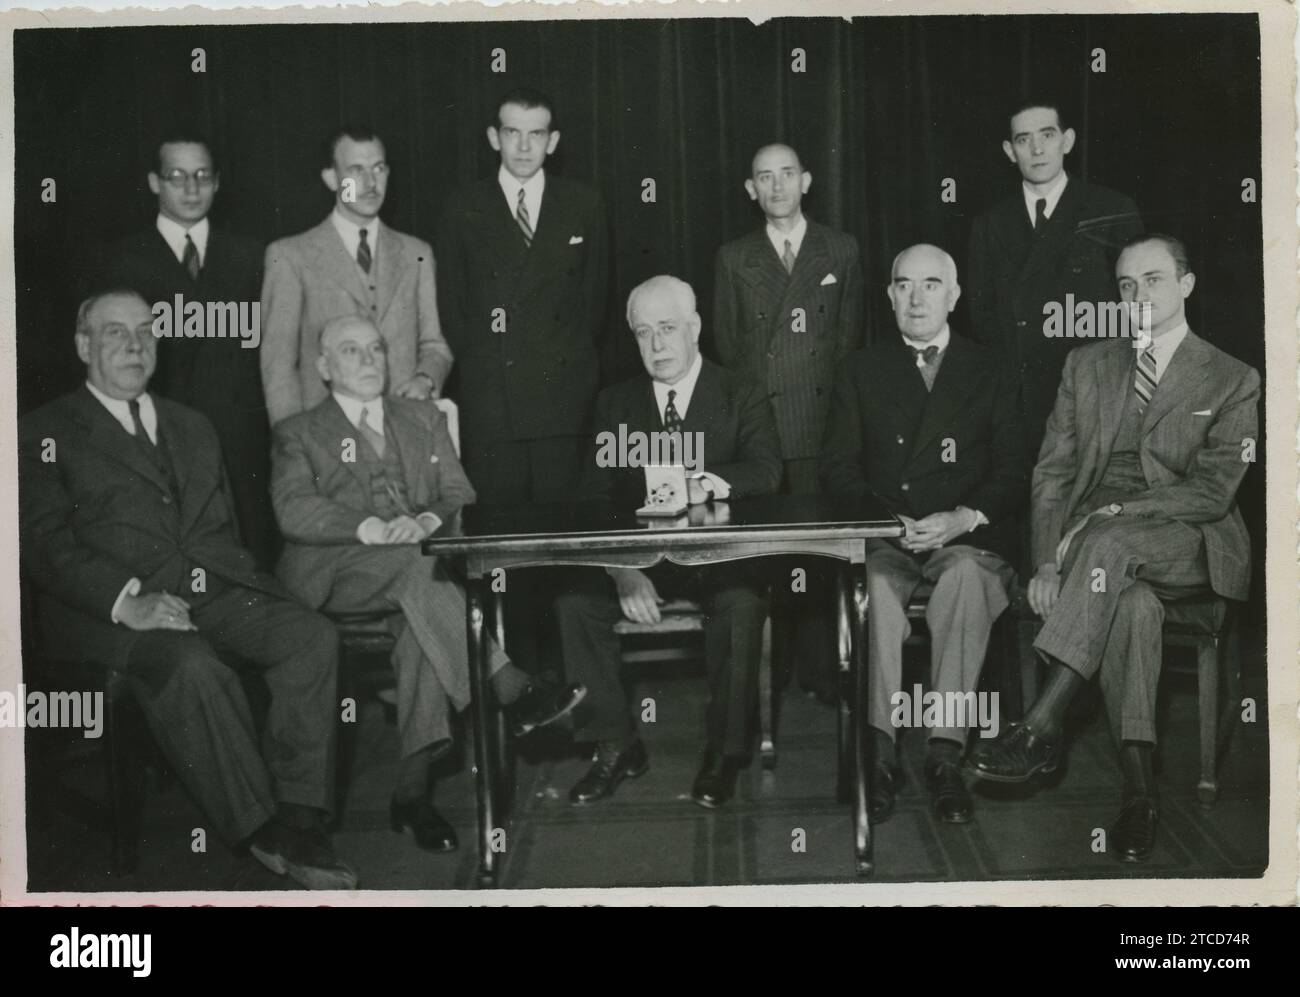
[[713, 143, 864, 701], [556, 276, 782, 808], [270, 314, 584, 853], [821, 245, 1028, 825]]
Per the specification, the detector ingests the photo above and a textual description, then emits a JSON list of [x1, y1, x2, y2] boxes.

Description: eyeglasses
[[159, 169, 217, 188], [340, 163, 390, 182]]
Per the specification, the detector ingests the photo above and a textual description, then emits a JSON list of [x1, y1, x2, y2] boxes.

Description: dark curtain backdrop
[[13, 13, 1265, 602]]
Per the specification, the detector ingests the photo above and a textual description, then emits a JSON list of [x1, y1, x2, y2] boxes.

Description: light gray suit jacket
[[270, 394, 474, 608], [1031, 331, 1260, 600], [260, 217, 454, 425]]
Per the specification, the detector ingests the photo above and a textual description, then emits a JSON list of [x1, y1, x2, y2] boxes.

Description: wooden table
[[423, 493, 903, 888]]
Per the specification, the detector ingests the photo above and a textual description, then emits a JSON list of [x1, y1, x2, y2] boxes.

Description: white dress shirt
[[87, 382, 158, 622], [498, 165, 546, 229], [900, 324, 951, 366], [333, 392, 440, 543], [330, 208, 380, 269], [1022, 171, 1069, 226], [765, 212, 808, 262], [651, 351, 704, 422], [156, 214, 209, 268]]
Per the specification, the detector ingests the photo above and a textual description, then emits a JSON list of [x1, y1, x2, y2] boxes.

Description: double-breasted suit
[[19, 386, 339, 844], [966, 179, 1142, 456], [260, 218, 454, 426], [821, 334, 1028, 744]]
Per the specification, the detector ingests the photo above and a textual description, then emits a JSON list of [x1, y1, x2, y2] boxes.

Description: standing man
[[97, 132, 276, 567], [260, 125, 453, 427], [713, 143, 863, 701], [435, 87, 608, 504], [967, 98, 1142, 460], [821, 245, 1027, 824], [20, 289, 354, 890], [970, 235, 1260, 862], [436, 88, 609, 675], [556, 276, 782, 808]]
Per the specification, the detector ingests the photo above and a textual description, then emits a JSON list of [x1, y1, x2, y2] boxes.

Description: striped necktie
[[357, 228, 372, 274], [1134, 347, 1158, 413], [182, 234, 201, 281], [358, 405, 386, 457], [781, 238, 796, 274], [515, 188, 533, 248]]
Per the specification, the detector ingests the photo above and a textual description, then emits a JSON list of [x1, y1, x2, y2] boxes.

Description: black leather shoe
[[966, 722, 1063, 783], [569, 739, 649, 804], [509, 681, 587, 738], [249, 819, 359, 890], [1112, 796, 1159, 863], [389, 797, 458, 853], [925, 760, 974, 824], [691, 751, 742, 809], [868, 762, 898, 823]]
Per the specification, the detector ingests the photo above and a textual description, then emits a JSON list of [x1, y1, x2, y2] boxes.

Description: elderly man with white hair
[[820, 244, 1029, 825], [555, 275, 782, 808]]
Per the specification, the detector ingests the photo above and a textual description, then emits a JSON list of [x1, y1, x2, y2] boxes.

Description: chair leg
[[835, 571, 853, 804], [758, 613, 776, 769], [1216, 621, 1243, 764], [1195, 635, 1219, 810]]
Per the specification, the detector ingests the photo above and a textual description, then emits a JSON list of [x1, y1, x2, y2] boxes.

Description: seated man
[[969, 234, 1260, 862], [19, 289, 354, 890], [821, 244, 1028, 824], [555, 275, 782, 808], [270, 314, 583, 853]]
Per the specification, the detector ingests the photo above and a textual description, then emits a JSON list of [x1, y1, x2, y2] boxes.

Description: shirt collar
[[330, 208, 380, 255], [1146, 321, 1190, 367], [765, 212, 808, 259], [85, 380, 155, 436], [652, 351, 704, 419], [900, 324, 951, 358], [498, 164, 546, 200], [333, 391, 385, 430], [1022, 171, 1069, 223], [156, 214, 209, 265]]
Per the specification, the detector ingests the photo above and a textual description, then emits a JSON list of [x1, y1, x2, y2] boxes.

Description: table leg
[[835, 570, 852, 804], [851, 565, 873, 877], [490, 588, 514, 818], [466, 577, 497, 889]]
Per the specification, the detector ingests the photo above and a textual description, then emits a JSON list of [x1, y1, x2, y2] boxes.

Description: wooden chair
[[612, 597, 777, 768], [1016, 590, 1242, 809]]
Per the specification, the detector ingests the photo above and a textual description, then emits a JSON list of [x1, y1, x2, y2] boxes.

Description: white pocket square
[[1192, 409, 1212, 416], [820, 272, 838, 286], [569, 235, 584, 245], [429, 454, 440, 463]]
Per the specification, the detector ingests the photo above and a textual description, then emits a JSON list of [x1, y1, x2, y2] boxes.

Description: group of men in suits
[[22, 89, 1259, 883]]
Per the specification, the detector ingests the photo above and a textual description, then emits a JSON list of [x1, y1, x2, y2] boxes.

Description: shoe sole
[[965, 759, 1058, 784], [513, 687, 589, 738], [249, 844, 359, 891], [569, 760, 649, 805]]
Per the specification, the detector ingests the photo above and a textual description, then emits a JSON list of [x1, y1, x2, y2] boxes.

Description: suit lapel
[[881, 339, 931, 423], [990, 196, 1034, 272], [771, 222, 832, 346], [1093, 343, 1133, 465], [738, 229, 792, 303], [516, 177, 568, 295], [1018, 178, 1083, 283], [907, 337, 982, 462], [465, 180, 529, 275], [374, 224, 409, 326], [386, 403, 430, 505], [316, 395, 372, 493], [71, 387, 172, 496], [679, 362, 724, 438], [305, 218, 370, 312], [1141, 331, 1211, 435]]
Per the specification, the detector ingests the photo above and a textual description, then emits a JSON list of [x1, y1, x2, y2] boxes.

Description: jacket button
[[506, 359, 515, 368], [161, 496, 171, 504], [900, 482, 910, 492], [896, 435, 905, 445], [1016, 320, 1027, 328]]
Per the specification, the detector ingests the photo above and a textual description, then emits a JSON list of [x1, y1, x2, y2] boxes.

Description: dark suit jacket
[[436, 174, 609, 448], [1032, 332, 1259, 601], [580, 359, 783, 509], [966, 178, 1142, 449], [819, 334, 1029, 563], [713, 219, 864, 461], [270, 395, 475, 608], [97, 224, 276, 565], [19, 386, 282, 669]]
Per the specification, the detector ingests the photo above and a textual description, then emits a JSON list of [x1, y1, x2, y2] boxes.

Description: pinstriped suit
[[713, 219, 864, 491], [1031, 332, 1259, 742]]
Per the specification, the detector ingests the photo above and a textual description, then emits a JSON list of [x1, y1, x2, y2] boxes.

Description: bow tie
[[909, 345, 940, 365]]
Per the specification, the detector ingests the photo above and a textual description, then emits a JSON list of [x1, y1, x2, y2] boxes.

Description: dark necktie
[[909, 345, 941, 391], [516, 188, 534, 248], [663, 389, 683, 435], [128, 398, 154, 449], [183, 234, 200, 281], [1033, 198, 1048, 232], [357, 228, 372, 274]]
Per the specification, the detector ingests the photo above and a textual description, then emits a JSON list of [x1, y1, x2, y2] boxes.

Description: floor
[[24, 636, 1270, 896]]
